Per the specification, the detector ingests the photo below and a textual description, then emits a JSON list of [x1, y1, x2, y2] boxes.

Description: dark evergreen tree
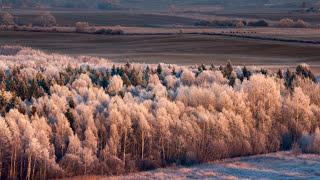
[[260, 68, 268, 76], [130, 68, 143, 86], [242, 66, 252, 80], [209, 64, 215, 71], [277, 69, 283, 79], [143, 66, 151, 87], [285, 69, 295, 90], [156, 64, 162, 75], [223, 61, 233, 78], [296, 64, 316, 82], [122, 73, 131, 87], [111, 64, 117, 76]]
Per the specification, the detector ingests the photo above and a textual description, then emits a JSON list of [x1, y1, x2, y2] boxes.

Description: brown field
[[10, 8, 320, 28], [11, 10, 198, 27], [0, 31, 319, 74]]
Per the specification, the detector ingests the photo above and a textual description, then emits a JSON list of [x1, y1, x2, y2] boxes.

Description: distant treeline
[[195, 18, 312, 28], [1, 0, 319, 10], [1, 0, 121, 10]]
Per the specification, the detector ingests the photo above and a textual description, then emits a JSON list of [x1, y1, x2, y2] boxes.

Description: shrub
[[299, 128, 320, 154], [94, 28, 124, 35], [34, 11, 56, 27], [75, 21, 90, 32], [278, 18, 310, 28], [294, 19, 310, 28], [104, 156, 125, 175], [296, 63, 316, 82], [139, 159, 161, 171], [292, 142, 302, 155], [0, 12, 15, 25], [248, 20, 269, 27], [236, 21, 245, 28], [279, 18, 295, 27]]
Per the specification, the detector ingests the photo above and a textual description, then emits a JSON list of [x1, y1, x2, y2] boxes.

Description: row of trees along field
[[0, 11, 312, 29], [0, 12, 125, 34], [0, 46, 319, 179], [1, 0, 120, 9], [0, 11, 56, 27]]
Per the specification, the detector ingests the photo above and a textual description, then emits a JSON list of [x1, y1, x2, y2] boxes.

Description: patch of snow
[[108, 152, 320, 179]]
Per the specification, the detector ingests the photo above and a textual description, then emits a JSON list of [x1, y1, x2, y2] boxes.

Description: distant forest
[[1, 0, 319, 10], [0, 0, 121, 9]]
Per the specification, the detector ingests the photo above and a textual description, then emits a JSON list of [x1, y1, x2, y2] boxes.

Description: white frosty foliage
[[0, 46, 318, 179], [108, 75, 123, 95]]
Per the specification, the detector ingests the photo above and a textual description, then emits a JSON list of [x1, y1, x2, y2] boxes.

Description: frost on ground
[[109, 152, 320, 180]]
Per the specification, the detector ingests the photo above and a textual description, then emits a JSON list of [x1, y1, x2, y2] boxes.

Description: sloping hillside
[[110, 152, 320, 179], [3, 0, 319, 10]]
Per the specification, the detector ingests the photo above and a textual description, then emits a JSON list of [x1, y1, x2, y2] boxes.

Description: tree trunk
[[161, 136, 165, 160], [84, 161, 87, 175], [20, 156, 23, 180], [10, 146, 16, 179], [123, 130, 127, 165], [26, 154, 31, 180], [141, 131, 144, 160], [44, 161, 47, 180], [32, 157, 36, 180], [39, 163, 42, 180], [0, 150, 3, 179]]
